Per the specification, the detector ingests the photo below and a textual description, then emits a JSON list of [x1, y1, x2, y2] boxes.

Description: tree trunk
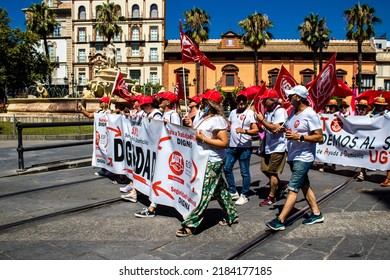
[[357, 42, 363, 94], [43, 36, 52, 85], [254, 50, 259, 86], [196, 62, 200, 94]]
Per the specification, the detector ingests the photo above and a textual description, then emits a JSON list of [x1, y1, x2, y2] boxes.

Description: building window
[[132, 5, 140, 18], [116, 48, 121, 63], [53, 23, 61, 37], [150, 27, 158, 41], [150, 4, 158, 18], [78, 28, 86, 42], [95, 44, 103, 54], [150, 72, 158, 84], [78, 6, 86, 20], [225, 74, 234, 86], [114, 33, 121, 42], [132, 28, 139, 41], [384, 80, 390, 91], [360, 75, 375, 92], [47, 0, 53, 7], [131, 44, 140, 56], [150, 48, 158, 62], [96, 31, 103, 41], [78, 73, 86, 85], [78, 49, 86, 63], [226, 39, 234, 46], [48, 45, 55, 62], [303, 75, 312, 85], [130, 70, 141, 82]]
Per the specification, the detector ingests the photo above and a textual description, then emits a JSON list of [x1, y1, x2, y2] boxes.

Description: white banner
[[92, 113, 209, 219], [316, 113, 390, 171]]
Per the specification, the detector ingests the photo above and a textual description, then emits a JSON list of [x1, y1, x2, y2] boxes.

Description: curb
[[16, 159, 92, 175]]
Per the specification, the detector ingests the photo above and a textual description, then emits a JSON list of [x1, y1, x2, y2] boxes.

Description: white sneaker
[[121, 193, 137, 203], [119, 184, 133, 193], [235, 194, 249, 206], [230, 192, 240, 200]]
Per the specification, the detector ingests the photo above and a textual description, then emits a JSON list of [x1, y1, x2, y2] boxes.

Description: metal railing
[[16, 121, 93, 171]]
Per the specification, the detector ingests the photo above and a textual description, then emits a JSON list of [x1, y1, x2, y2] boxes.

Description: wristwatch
[[299, 135, 305, 142]]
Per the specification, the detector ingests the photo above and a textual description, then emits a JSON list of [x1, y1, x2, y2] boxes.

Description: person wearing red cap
[[355, 99, 370, 181], [134, 91, 181, 218], [78, 96, 111, 119], [184, 95, 201, 123], [223, 92, 259, 206], [177, 89, 238, 236], [255, 89, 288, 207]]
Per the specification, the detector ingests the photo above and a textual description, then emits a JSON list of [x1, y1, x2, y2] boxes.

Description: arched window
[[78, 6, 86, 20], [150, 4, 158, 18], [132, 28, 139, 41], [222, 64, 239, 87], [96, 7, 101, 19], [132, 5, 140, 18]]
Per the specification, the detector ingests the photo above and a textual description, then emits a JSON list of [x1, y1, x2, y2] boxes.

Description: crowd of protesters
[[80, 83, 390, 236]]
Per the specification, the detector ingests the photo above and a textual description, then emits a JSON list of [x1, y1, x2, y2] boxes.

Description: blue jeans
[[223, 147, 252, 196], [287, 160, 313, 193]]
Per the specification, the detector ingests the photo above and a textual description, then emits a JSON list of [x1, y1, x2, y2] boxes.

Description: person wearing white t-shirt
[[135, 91, 181, 218], [266, 85, 324, 231], [256, 89, 287, 207], [177, 89, 238, 237], [224, 92, 258, 206]]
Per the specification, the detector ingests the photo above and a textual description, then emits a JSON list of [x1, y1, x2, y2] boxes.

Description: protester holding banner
[[223, 91, 258, 206], [78, 96, 111, 119], [370, 96, 388, 116], [184, 95, 202, 123], [177, 89, 238, 237], [255, 89, 288, 207], [355, 99, 370, 181], [266, 85, 324, 231], [339, 100, 350, 117], [134, 91, 181, 218]]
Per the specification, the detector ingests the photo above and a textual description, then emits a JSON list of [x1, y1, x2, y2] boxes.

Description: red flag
[[307, 53, 338, 113], [350, 87, 357, 115], [112, 70, 132, 103], [273, 65, 298, 113], [179, 21, 216, 70], [173, 73, 184, 100], [253, 83, 267, 114]]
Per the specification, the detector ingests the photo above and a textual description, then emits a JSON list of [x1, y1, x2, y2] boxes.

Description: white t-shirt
[[162, 110, 181, 125], [286, 107, 321, 162], [228, 108, 257, 148], [148, 108, 163, 120], [194, 115, 228, 162], [264, 105, 287, 154]]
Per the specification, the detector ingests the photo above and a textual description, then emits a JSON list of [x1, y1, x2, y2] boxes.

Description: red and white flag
[[173, 73, 185, 100], [350, 87, 357, 116], [273, 65, 298, 112], [112, 70, 132, 103], [180, 21, 216, 70], [307, 53, 338, 113], [253, 83, 267, 114]]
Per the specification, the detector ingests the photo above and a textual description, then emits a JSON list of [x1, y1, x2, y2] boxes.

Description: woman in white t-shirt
[[177, 89, 238, 237]]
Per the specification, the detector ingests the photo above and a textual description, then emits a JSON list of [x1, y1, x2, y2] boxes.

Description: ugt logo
[[169, 151, 184, 176]]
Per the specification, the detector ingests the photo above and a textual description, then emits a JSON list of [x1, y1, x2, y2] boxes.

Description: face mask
[[203, 106, 210, 114]]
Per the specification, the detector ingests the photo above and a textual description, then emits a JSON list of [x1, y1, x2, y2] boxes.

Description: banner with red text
[[92, 113, 210, 218], [316, 113, 390, 170]]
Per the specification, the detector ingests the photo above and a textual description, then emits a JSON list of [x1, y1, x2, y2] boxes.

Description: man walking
[[266, 85, 324, 230]]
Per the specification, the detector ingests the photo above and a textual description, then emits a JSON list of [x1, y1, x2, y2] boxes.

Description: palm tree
[[344, 3, 381, 93], [93, 1, 122, 44], [298, 13, 331, 76], [25, 2, 57, 83], [238, 13, 273, 86], [183, 7, 211, 93]]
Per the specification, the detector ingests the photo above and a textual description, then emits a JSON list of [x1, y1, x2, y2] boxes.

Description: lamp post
[[193, 78, 197, 93], [71, 73, 74, 97], [268, 74, 272, 88], [352, 76, 355, 90]]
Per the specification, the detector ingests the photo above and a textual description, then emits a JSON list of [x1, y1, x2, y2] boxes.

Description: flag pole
[[182, 66, 188, 114]]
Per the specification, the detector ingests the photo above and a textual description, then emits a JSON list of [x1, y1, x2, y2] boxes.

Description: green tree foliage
[[298, 13, 331, 76], [93, 1, 122, 44], [0, 8, 49, 97], [183, 8, 211, 94], [344, 3, 381, 93], [239, 13, 273, 85]]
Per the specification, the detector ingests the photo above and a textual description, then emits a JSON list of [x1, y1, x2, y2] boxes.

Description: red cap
[[189, 95, 201, 104], [139, 96, 153, 106], [158, 91, 178, 103], [201, 89, 223, 104], [131, 95, 142, 102], [263, 89, 278, 99], [98, 96, 110, 103]]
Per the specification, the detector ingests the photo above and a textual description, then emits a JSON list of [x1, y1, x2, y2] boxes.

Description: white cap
[[285, 85, 309, 99]]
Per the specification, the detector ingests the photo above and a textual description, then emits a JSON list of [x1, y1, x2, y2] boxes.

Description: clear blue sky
[[1, 0, 389, 40]]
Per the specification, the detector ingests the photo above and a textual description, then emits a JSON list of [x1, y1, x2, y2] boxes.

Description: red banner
[[112, 70, 132, 103], [173, 73, 185, 100]]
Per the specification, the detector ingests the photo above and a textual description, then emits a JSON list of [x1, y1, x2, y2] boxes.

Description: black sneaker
[[135, 208, 155, 218], [302, 213, 324, 225]]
